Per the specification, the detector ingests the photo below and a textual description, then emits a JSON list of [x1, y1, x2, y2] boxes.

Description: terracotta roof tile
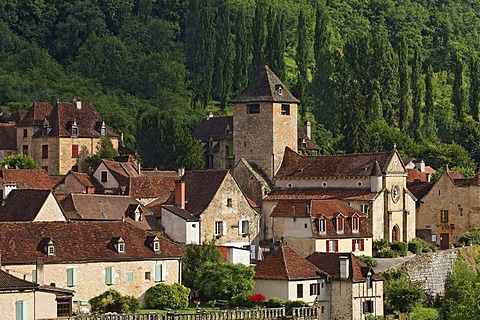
[[0, 189, 57, 221], [128, 172, 179, 199], [232, 65, 300, 104], [406, 169, 427, 182], [0, 123, 17, 150], [0, 169, 56, 190], [7, 110, 27, 123], [254, 246, 328, 280], [424, 166, 436, 174], [297, 127, 318, 150], [192, 116, 233, 142], [275, 147, 398, 180], [70, 171, 95, 187], [0, 270, 38, 291], [448, 171, 465, 179], [0, 221, 182, 264], [17, 101, 53, 127], [265, 188, 378, 201]]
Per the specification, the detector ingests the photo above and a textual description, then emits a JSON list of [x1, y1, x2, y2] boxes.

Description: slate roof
[[265, 188, 378, 201], [0, 169, 56, 190], [275, 147, 399, 180], [306, 252, 382, 282], [193, 116, 233, 142], [0, 123, 17, 150], [232, 65, 300, 104], [162, 205, 200, 222], [0, 189, 59, 221], [407, 181, 435, 201], [0, 270, 38, 291], [254, 246, 328, 280], [60, 194, 161, 231], [0, 221, 182, 264]]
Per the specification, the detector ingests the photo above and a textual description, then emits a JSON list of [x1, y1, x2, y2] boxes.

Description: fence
[[47, 306, 319, 320]]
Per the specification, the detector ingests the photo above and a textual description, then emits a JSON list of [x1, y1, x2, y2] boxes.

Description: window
[[440, 210, 449, 223], [431, 234, 437, 243], [15, 300, 28, 320], [361, 204, 369, 214], [310, 283, 321, 295], [118, 242, 125, 253], [275, 84, 283, 95], [105, 267, 115, 285], [56, 297, 71, 316], [101, 171, 108, 182], [145, 272, 151, 280], [363, 301, 374, 314], [367, 273, 373, 289], [72, 144, 79, 158], [321, 306, 325, 314], [155, 264, 165, 282], [352, 239, 364, 252], [67, 268, 77, 287], [127, 272, 134, 282], [297, 284, 303, 298], [327, 240, 338, 253], [336, 216, 344, 233], [239, 220, 249, 235], [71, 165, 78, 172], [206, 154, 214, 169], [23, 129, 27, 138], [227, 198, 232, 207], [22, 145, 28, 156], [48, 244, 55, 256], [352, 216, 359, 232], [153, 239, 160, 253], [318, 217, 326, 233], [281, 104, 290, 115], [215, 221, 223, 236], [246, 104, 260, 114], [42, 145, 48, 158]]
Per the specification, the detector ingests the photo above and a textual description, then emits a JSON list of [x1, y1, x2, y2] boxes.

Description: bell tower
[[232, 66, 299, 181]]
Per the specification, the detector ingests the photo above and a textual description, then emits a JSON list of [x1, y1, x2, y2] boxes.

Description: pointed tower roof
[[370, 160, 382, 176], [232, 65, 300, 104]]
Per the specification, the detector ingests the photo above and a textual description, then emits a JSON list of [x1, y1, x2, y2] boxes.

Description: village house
[[53, 170, 97, 197], [0, 122, 16, 160], [254, 245, 330, 313], [415, 165, 480, 249], [11, 98, 120, 174], [265, 199, 372, 257], [307, 252, 384, 320], [0, 220, 183, 312], [0, 269, 73, 320], [0, 168, 56, 202]]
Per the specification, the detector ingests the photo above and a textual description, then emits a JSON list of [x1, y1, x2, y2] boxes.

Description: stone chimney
[[175, 180, 185, 209], [339, 256, 349, 280], [73, 97, 82, 110], [36, 259, 44, 285], [178, 167, 185, 177], [305, 121, 311, 140]]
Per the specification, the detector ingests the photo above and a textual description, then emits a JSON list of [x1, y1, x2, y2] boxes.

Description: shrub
[[266, 297, 285, 308], [408, 239, 424, 254], [285, 300, 306, 312], [391, 241, 408, 256], [373, 239, 389, 253], [230, 292, 254, 308], [248, 293, 266, 305], [357, 255, 378, 267], [89, 289, 139, 313], [376, 249, 399, 258], [145, 283, 190, 310], [459, 231, 480, 246]]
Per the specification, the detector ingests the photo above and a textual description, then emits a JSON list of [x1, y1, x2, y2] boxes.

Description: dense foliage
[[182, 240, 223, 291], [145, 283, 190, 310], [89, 289, 139, 313], [0, 154, 40, 169], [383, 270, 426, 314], [3, 0, 480, 168]]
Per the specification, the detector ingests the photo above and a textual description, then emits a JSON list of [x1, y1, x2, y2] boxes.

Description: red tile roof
[[265, 188, 378, 201], [0, 190, 59, 221], [0, 169, 56, 190], [17, 101, 53, 127], [0, 221, 182, 264], [0, 123, 17, 150], [0, 270, 38, 291], [448, 171, 465, 179], [128, 173, 179, 199], [406, 169, 427, 183], [270, 200, 310, 218], [70, 171, 95, 187], [275, 147, 398, 180], [306, 252, 381, 282], [254, 246, 328, 280]]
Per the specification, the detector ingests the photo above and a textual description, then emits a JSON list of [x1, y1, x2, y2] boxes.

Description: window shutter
[[361, 239, 365, 251], [335, 240, 339, 252], [352, 239, 356, 251], [105, 267, 115, 285], [222, 221, 227, 236], [326, 240, 329, 252], [67, 268, 76, 287], [15, 301, 28, 320], [238, 221, 242, 235], [32, 270, 37, 283], [154, 264, 163, 282], [127, 272, 134, 282]]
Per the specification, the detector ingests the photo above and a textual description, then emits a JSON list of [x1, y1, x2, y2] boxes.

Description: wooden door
[[440, 233, 449, 250]]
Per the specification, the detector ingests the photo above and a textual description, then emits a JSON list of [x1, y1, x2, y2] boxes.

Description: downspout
[[179, 258, 183, 284]]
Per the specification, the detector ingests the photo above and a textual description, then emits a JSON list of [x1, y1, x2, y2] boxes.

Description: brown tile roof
[[275, 147, 398, 180], [7, 110, 27, 123], [406, 169, 427, 183], [0, 221, 182, 264], [232, 65, 300, 104], [297, 127, 318, 151], [102, 159, 139, 187], [448, 171, 465, 179], [192, 116, 233, 142], [271, 200, 310, 218], [70, 171, 95, 187], [60, 194, 161, 231], [0, 169, 56, 190], [306, 252, 381, 282], [162, 205, 200, 222], [0, 189, 59, 221], [254, 246, 328, 280], [424, 166, 436, 174], [265, 188, 378, 201], [17, 101, 53, 127], [407, 181, 435, 200], [0, 270, 38, 291], [0, 123, 16, 150], [128, 172, 179, 199]]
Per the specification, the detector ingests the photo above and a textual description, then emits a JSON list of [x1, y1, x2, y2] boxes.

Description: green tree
[[469, 54, 480, 121], [182, 240, 223, 290], [340, 75, 367, 153], [268, 12, 286, 80], [0, 154, 40, 169], [384, 270, 426, 314], [410, 44, 423, 141], [295, 9, 309, 120], [423, 65, 437, 139], [251, 0, 266, 77], [452, 51, 467, 120], [145, 283, 190, 310], [398, 37, 410, 131], [232, 7, 249, 96], [89, 289, 139, 313], [85, 136, 118, 170]]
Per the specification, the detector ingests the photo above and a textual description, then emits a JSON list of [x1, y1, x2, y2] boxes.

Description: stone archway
[[392, 225, 400, 243]]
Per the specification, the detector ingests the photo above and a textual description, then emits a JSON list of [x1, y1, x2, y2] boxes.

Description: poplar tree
[[411, 44, 422, 141], [452, 52, 466, 120], [398, 37, 410, 132], [341, 74, 367, 153], [270, 13, 286, 80], [424, 65, 437, 139], [469, 55, 479, 121], [251, 0, 266, 77], [265, 6, 276, 67], [233, 8, 249, 95], [295, 9, 309, 119]]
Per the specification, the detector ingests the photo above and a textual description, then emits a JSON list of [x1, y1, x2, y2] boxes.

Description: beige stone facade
[[0, 290, 58, 320]]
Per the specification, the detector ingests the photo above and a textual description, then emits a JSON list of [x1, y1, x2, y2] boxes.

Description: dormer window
[[352, 214, 359, 232], [275, 84, 283, 95], [135, 211, 142, 222], [318, 215, 326, 233], [43, 118, 50, 136], [115, 237, 125, 254], [281, 104, 290, 115], [336, 215, 344, 234], [149, 235, 160, 253], [100, 121, 106, 136], [71, 120, 78, 136], [45, 238, 55, 256]]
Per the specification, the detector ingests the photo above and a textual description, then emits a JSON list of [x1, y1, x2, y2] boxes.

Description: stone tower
[[232, 66, 299, 181]]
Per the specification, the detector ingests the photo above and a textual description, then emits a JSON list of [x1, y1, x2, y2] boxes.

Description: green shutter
[[127, 272, 134, 282], [67, 268, 76, 287], [32, 270, 37, 283], [105, 267, 115, 285], [154, 264, 162, 282], [15, 301, 27, 320]]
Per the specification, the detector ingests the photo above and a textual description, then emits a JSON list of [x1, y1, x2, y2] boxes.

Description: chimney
[[36, 259, 44, 285], [339, 256, 349, 280], [73, 97, 82, 109], [175, 180, 185, 209], [137, 161, 141, 175], [3, 182, 16, 200], [178, 167, 185, 177], [305, 121, 311, 140], [207, 112, 213, 120]]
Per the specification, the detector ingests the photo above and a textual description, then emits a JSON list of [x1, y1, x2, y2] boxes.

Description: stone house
[[0, 168, 56, 201], [307, 252, 384, 320], [60, 193, 161, 232], [163, 170, 260, 258], [0, 122, 17, 160], [268, 146, 416, 244], [415, 165, 480, 249], [0, 189, 66, 222], [254, 245, 330, 313], [0, 221, 183, 310], [12, 99, 120, 174], [265, 199, 373, 257], [54, 170, 97, 197], [0, 269, 73, 319]]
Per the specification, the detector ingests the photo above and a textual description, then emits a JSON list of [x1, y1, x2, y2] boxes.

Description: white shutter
[[238, 221, 243, 235], [222, 221, 227, 236], [250, 245, 256, 259]]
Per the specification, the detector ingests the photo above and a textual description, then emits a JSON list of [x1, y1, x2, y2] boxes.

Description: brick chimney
[[175, 180, 185, 209], [339, 256, 349, 280]]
